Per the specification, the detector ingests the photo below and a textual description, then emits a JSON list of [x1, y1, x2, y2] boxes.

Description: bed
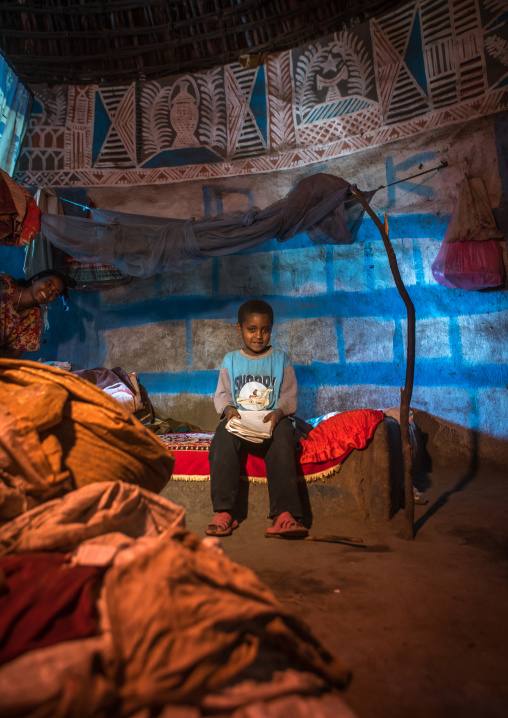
[[157, 410, 403, 523]]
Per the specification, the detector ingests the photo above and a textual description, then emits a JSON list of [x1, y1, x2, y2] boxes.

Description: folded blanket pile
[[0, 481, 355, 718]]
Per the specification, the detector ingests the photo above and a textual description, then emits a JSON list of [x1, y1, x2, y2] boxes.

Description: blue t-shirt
[[221, 348, 291, 412]]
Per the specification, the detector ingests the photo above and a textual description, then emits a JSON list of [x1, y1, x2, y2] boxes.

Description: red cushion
[[299, 409, 384, 464]]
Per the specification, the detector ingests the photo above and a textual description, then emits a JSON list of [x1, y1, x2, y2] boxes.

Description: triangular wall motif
[[111, 85, 136, 163], [100, 87, 126, 116], [376, 2, 416, 56], [372, 12, 430, 125], [404, 9, 427, 95], [227, 65, 266, 158], [226, 66, 249, 157], [232, 112, 266, 158], [230, 65, 258, 101], [249, 68, 267, 144], [94, 86, 136, 167], [385, 62, 430, 124], [92, 92, 111, 165], [372, 22, 403, 117]]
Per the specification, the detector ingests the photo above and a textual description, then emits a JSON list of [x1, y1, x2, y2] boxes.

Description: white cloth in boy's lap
[[214, 347, 297, 417]]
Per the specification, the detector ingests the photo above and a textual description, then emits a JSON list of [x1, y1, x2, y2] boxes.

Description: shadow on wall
[[413, 409, 506, 474], [413, 432, 479, 535]]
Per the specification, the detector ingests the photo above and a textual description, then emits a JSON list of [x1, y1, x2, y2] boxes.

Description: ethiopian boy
[[206, 299, 308, 539]]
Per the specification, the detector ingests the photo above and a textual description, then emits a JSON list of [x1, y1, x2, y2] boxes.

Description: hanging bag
[[431, 177, 505, 290]]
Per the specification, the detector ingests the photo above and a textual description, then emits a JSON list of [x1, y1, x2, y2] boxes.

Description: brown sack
[[0, 360, 174, 520]]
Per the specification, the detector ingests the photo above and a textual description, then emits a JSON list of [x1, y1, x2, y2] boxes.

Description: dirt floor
[[183, 467, 508, 718]]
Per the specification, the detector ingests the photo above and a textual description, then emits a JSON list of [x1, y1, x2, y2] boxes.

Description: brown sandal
[[205, 512, 239, 537]]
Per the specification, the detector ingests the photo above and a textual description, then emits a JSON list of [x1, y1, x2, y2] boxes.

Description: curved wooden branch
[[351, 188, 415, 539]]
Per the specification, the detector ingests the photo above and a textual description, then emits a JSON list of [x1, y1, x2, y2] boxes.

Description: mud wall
[[3, 115, 507, 462]]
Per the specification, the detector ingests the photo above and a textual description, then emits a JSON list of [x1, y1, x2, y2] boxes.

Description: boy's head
[[237, 299, 273, 356]]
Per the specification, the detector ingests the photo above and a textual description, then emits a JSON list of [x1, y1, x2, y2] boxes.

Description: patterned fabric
[[157, 433, 214, 451], [157, 433, 342, 483], [18, 196, 42, 247], [0, 172, 16, 243], [0, 273, 42, 353], [0, 170, 40, 248]]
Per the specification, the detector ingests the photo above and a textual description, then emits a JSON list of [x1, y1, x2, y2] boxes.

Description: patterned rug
[[157, 433, 342, 483]]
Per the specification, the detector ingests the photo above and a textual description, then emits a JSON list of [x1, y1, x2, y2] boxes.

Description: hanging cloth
[[41, 174, 371, 279], [0, 53, 33, 175], [431, 177, 505, 290], [0, 169, 41, 247], [24, 188, 63, 331], [0, 171, 17, 242]]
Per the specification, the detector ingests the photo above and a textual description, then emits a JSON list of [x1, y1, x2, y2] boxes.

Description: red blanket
[[0, 553, 102, 665]]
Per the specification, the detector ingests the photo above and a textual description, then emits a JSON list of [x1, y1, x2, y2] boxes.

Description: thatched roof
[[0, 0, 407, 87]]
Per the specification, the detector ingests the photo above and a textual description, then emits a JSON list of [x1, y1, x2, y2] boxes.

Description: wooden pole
[[350, 189, 415, 539]]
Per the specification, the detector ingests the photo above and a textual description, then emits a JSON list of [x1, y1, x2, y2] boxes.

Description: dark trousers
[[209, 417, 303, 519]]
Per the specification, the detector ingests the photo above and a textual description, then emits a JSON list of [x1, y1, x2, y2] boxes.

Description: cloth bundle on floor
[[72, 365, 143, 414], [0, 552, 102, 665], [0, 359, 174, 522], [0, 481, 355, 718], [0, 480, 185, 556]]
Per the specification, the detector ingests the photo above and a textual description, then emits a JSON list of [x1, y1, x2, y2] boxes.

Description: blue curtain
[[0, 52, 32, 175]]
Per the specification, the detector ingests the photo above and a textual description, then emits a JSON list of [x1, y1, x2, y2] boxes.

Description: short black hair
[[20, 269, 77, 291], [29, 269, 77, 290], [238, 299, 274, 326]]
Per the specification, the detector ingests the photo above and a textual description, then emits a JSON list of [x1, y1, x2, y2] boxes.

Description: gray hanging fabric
[[41, 174, 371, 279], [24, 187, 62, 330]]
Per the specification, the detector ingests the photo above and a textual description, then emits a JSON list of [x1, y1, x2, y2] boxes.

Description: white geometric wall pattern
[[14, 0, 508, 188], [482, 0, 508, 91], [373, 5, 431, 124], [226, 64, 267, 159], [293, 29, 378, 147], [64, 85, 95, 170], [450, 0, 485, 102], [139, 81, 176, 159], [266, 51, 297, 153], [94, 85, 136, 167]]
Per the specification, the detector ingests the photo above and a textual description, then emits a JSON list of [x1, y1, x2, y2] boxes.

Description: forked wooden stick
[[350, 189, 416, 539]]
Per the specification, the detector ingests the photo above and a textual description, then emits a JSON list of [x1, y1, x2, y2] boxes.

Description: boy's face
[[237, 312, 272, 356]]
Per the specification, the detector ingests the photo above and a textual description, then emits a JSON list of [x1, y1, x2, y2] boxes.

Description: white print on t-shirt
[[236, 381, 273, 410]]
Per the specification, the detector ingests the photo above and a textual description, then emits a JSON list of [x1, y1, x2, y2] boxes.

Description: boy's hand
[[262, 408, 283, 432], [225, 406, 241, 422]]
